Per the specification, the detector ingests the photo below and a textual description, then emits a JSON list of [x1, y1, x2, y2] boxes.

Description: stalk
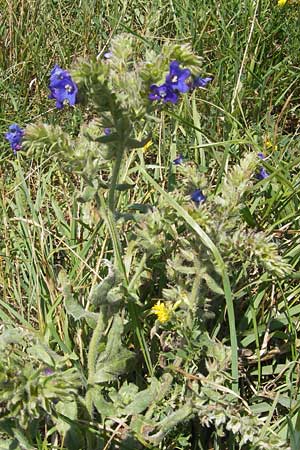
[[108, 141, 125, 212]]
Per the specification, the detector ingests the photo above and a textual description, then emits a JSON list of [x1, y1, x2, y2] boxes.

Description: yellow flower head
[[151, 301, 171, 323], [264, 138, 278, 152], [278, 0, 287, 6], [264, 140, 273, 150], [143, 140, 153, 152]]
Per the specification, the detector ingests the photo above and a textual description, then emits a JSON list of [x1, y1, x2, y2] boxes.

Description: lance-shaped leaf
[[93, 315, 135, 383], [58, 270, 98, 323], [134, 403, 193, 444], [124, 377, 161, 415], [55, 400, 83, 450]]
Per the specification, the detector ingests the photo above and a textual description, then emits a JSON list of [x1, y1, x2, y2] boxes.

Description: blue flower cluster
[[5, 124, 24, 153], [48, 65, 78, 109], [171, 150, 270, 209], [149, 61, 212, 104]]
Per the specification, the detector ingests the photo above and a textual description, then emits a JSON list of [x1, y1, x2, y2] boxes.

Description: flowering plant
[[1, 33, 291, 450]]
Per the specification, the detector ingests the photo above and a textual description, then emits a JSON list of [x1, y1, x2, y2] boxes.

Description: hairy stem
[[108, 145, 125, 212]]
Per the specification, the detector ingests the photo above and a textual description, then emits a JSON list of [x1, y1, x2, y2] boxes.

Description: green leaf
[[93, 315, 135, 383], [77, 185, 97, 203], [59, 270, 98, 323], [0, 328, 24, 350], [26, 344, 57, 366], [240, 205, 258, 228], [127, 203, 153, 213], [94, 347, 134, 383], [58, 270, 85, 320], [125, 378, 160, 415], [203, 273, 224, 295], [0, 440, 20, 450], [288, 408, 300, 450], [55, 400, 83, 450], [0, 419, 35, 450], [92, 388, 117, 418]]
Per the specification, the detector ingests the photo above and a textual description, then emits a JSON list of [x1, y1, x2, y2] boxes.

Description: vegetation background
[[0, 0, 300, 449]]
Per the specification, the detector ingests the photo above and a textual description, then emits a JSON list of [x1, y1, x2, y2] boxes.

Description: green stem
[[108, 145, 125, 212]]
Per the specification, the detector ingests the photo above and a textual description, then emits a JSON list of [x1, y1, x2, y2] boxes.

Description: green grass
[[1, 0, 300, 449]]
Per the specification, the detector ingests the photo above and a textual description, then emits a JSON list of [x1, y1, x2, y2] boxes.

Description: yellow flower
[[278, 0, 287, 6], [143, 140, 153, 152], [264, 140, 273, 150], [151, 301, 171, 323], [264, 138, 278, 152]]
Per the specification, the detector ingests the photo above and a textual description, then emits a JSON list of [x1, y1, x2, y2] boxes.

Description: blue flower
[[256, 153, 269, 179], [104, 128, 111, 136], [165, 61, 191, 93], [191, 189, 206, 206], [173, 154, 183, 165], [149, 83, 178, 103], [191, 76, 212, 89], [149, 60, 192, 103], [256, 167, 269, 180], [48, 64, 78, 109], [5, 124, 24, 153]]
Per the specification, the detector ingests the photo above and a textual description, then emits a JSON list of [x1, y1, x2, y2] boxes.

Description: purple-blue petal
[[191, 189, 206, 205], [49, 65, 78, 108], [165, 60, 191, 93], [173, 154, 184, 165], [177, 77, 190, 93], [5, 124, 24, 153], [256, 167, 269, 180], [192, 76, 212, 89], [164, 90, 178, 103], [149, 83, 178, 103], [50, 65, 71, 88]]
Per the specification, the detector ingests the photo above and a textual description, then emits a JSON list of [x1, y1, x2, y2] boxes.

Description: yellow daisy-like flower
[[151, 301, 171, 323], [278, 0, 287, 6]]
